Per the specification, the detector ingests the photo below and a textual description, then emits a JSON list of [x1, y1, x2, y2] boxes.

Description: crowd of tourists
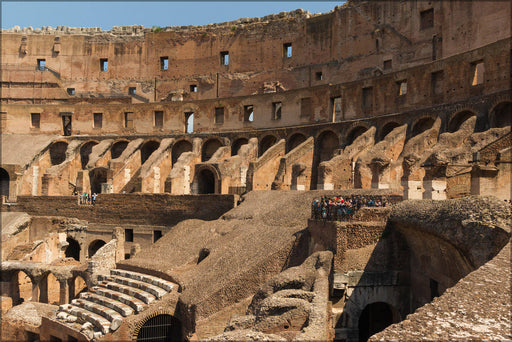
[[311, 195, 395, 221], [74, 191, 97, 205]]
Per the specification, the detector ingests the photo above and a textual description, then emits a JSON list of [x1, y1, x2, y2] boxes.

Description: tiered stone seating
[[55, 269, 177, 338]]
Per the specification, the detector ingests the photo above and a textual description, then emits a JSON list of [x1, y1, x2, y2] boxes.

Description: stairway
[[55, 269, 176, 339]]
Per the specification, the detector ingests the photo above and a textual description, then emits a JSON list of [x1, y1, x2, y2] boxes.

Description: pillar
[[153, 166, 161, 193], [31, 166, 39, 196], [59, 279, 69, 304], [402, 180, 423, 200], [423, 179, 447, 200]]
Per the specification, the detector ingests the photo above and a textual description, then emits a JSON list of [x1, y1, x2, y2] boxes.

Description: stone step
[[91, 286, 145, 313], [59, 304, 110, 334], [99, 280, 156, 305], [72, 298, 123, 331], [111, 269, 175, 292], [79, 292, 134, 317], [102, 274, 168, 298]]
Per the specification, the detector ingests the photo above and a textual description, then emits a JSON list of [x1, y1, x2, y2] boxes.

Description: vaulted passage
[[141, 141, 160, 165], [0, 168, 9, 198], [65, 237, 80, 261], [12, 271, 32, 305], [136, 314, 183, 342], [172, 140, 193, 165], [448, 111, 475, 133], [231, 138, 249, 156], [111, 141, 129, 159], [80, 141, 98, 169], [259, 135, 277, 157], [50, 142, 68, 165], [358, 302, 398, 342], [89, 167, 108, 194], [379, 122, 401, 141], [412, 117, 435, 136], [202, 139, 223, 162], [490, 102, 512, 128], [88, 239, 106, 258], [346, 126, 368, 146], [286, 133, 307, 153], [197, 169, 216, 194]]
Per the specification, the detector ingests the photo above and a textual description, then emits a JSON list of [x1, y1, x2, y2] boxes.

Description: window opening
[[190, 84, 197, 93], [383, 59, 392, 70], [215, 107, 224, 124], [244, 105, 254, 122], [153, 230, 162, 243], [300, 97, 312, 118], [420, 8, 434, 30], [331, 97, 342, 122], [283, 43, 292, 58], [100, 58, 108, 71], [62, 114, 72, 136], [431, 70, 444, 96], [362, 87, 373, 110], [125, 229, 133, 242], [272, 102, 282, 120], [185, 112, 194, 133], [124, 112, 134, 129], [67, 88, 75, 95], [220, 51, 229, 65], [31, 113, 40, 128], [154, 111, 163, 128], [128, 87, 136, 95], [315, 72, 323, 81], [160, 56, 168, 70], [37, 59, 46, 71], [397, 80, 407, 96], [471, 61, 485, 86], [93, 113, 102, 128]]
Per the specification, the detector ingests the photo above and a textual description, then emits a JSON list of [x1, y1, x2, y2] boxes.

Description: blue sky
[[1, 2, 343, 30]]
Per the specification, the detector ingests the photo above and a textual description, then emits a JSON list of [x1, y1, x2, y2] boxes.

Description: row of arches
[[64, 237, 107, 262]]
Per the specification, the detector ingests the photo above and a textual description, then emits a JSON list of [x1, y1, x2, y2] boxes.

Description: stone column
[[153, 166, 161, 193], [402, 180, 423, 200], [470, 165, 498, 196], [59, 279, 69, 304], [32, 166, 39, 196]]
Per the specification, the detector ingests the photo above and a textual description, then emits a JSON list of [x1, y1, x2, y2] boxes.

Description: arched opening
[[197, 169, 216, 194], [172, 140, 193, 165], [346, 126, 368, 146], [12, 271, 33, 305], [317, 130, 340, 163], [358, 302, 399, 342], [65, 237, 80, 261], [50, 141, 68, 165], [40, 272, 60, 305], [412, 117, 435, 136], [89, 167, 108, 194], [111, 141, 129, 159], [490, 102, 512, 128], [286, 133, 307, 153], [70, 275, 87, 300], [80, 141, 98, 169], [259, 135, 277, 157], [141, 141, 160, 165], [136, 314, 183, 342], [231, 138, 249, 156], [448, 111, 476, 133], [0, 168, 9, 198], [88, 239, 106, 258], [379, 122, 401, 141], [201, 139, 223, 162]]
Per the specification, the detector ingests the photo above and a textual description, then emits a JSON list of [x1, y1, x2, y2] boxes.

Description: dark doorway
[[136, 314, 182, 342], [197, 169, 215, 194], [379, 122, 401, 141], [490, 102, 512, 128], [62, 115, 72, 136], [412, 117, 435, 136], [89, 168, 108, 194], [88, 240, 106, 258], [346, 126, 368, 146], [286, 133, 307, 153], [50, 142, 68, 165], [448, 111, 475, 133], [201, 139, 223, 162], [0, 168, 9, 198], [231, 138, 249, 156], [111, 141, 129, 159], [259, 135, 277, 157], [358, 302, 397, 342], [65, 237, 80, 261], [172, 140, 193, 165], [141, 141, 160, 165], [80, 142, 98, 169]]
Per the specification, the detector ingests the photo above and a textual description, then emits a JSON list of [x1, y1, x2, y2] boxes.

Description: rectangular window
[[125, 229, 133, 242], [124, 112, 134, 128], [154, 111, 163, 128], [37, 59, 46, 71], [272, 102, 282, 120], [362, 87, 373, 110], [185, 112, 194, 133], [128, 87, 136, 95], [215, 107, 224, 124], [220, 51, 229, 66], [300, 97, 312, 118], [383, 59, 392, 70], [315, 72, 323, 81], [93, 113, 102, 128], [160, 56, 168, 70], [397, 80, 407, 96], [67, 88, 75, 95], [331, 97, 342, 122], [471, 61, 485, 86], [153, 230, 162, 243], [100, 58, 108, 72], [420, 8, 434, 30], [283, 43, 292, 58], [190, 84, 197, 93], [431, 70, 444, 96], [244, 105, 254, 122], [31, 113, 40, 128]]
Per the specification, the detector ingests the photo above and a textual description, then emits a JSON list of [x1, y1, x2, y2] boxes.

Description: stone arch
[[141, 140, 160, 165], [201, 138, 223, 162], [286, 133, 307, 153], [346, 125, 369, 146], [411, 116, 436, 136], [358, 302, 400, 342], [448, 109, 477, 133], [88, 239, 106, 258], [259, 135, 278, 157], [65, 237, 80, 261], [0, 167, 10, 198], [172, 139, 193, 165], [89, 167, 108, 194], [379, 121, 401, 141], [70, 275, 88, 300], [80, 140, 99, 169], [133, 312, 183, 342], [489, 101, 512, 128], [49, 141, 68, 165], [231, 137, 249, 156], [40, 272, 60, 304], [11, 270, 33, 305], [195, 166, 220, 194], [111, 140, 129, 159], [316, 130, 340, 163]]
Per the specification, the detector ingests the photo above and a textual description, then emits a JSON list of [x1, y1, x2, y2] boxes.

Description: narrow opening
[[31, 113, 40, 128], [300, 97, 312, 118], [197, 248, 210, 264], [331, 97, 342, 122], [153, 230, 162, 243], [272, 102, 282, 120], [215, 107, 224, 124], [100, 58, 108, 72], [93, 113, 102, 128], [383, 59, 392, 70], [190, 84, 197, 93], [431, 70, 444, 96], [67, 88, 75, 95], [420, 8, 434, 30], [125, 229, 134, 242], [430, 278, 439, 300], [37, 59, 46, 71], [124, 112, 134, 128], [125, 253, 131, 260], [283, 43, 292, 58], [154, 111, 163, 128], [220, 51, 229, 66], [397, 80, 407, 96], [128, 87, 136, 95], [471, 61, 485, 86], [244, 105, 254, 122], [62, 114, 72, 136], [362, 87, 373, 110], [160, 56, 168, 70], [185, 112, 194, 133], [315, 72, 323, 81]]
